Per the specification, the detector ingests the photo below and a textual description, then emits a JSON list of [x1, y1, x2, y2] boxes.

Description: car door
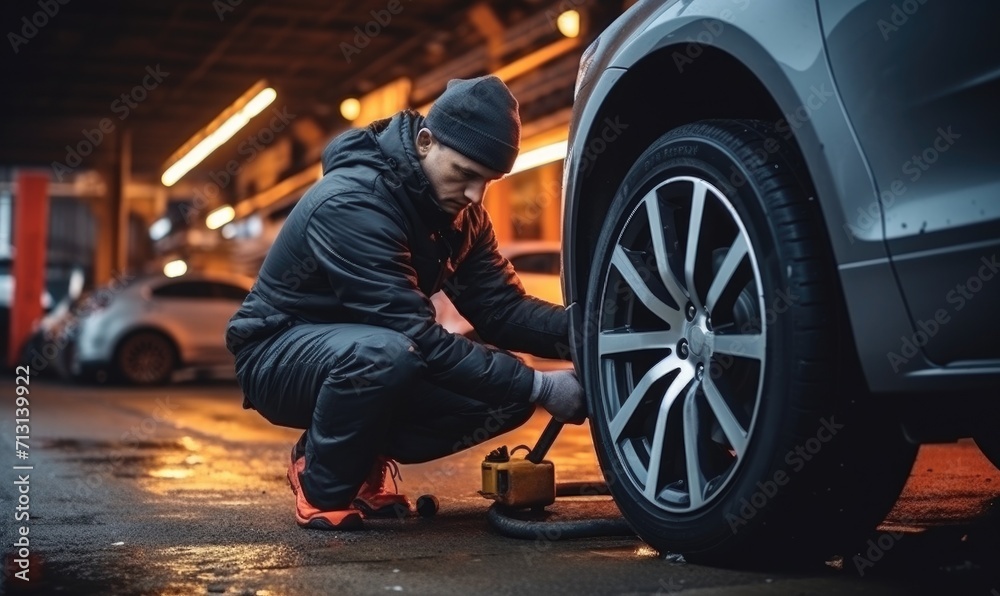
[[150, 280, 245, 364], [819, 0, 1000, 365], [208, 282, 251, 363]]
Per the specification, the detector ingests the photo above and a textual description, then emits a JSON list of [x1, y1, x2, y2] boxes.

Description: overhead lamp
[[149, 217, 171, 241], [163, 259, 188, 278], [509, 140, 568, 175], [206, 205, 236, 230], [557, 10, 580, 38], [340, 98, 361, 121], [161, 81, 277, 186]]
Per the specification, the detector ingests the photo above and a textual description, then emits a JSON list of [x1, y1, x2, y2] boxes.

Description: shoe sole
[[289, 453, 364, 530], [299, 512, 364, 531], [353, 499, 411, 519]]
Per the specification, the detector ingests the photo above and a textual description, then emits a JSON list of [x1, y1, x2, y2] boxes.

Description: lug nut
[[677, 339, 689, 359], [696, 363, 704, 380], [686, 304, 696, 321]]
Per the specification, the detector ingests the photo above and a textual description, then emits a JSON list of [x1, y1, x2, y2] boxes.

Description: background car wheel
[[114, 330, 177, 385], [581, 119, 917, 565]]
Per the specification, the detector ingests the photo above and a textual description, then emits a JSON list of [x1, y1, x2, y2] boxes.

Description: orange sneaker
[[353, 456, 411, 518], [287, 448, 364, 530]]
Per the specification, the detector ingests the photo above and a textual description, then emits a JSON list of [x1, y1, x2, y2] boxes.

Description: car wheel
[[114, 330, 177, 385], [581, 119, 916, 564]]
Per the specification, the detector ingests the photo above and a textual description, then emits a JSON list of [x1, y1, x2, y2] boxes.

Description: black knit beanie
[[424, 75, 521, 173]]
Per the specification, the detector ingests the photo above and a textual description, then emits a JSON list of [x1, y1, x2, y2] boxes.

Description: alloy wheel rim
[[596, 175, 767, 513], [123, 334, 172, 383]]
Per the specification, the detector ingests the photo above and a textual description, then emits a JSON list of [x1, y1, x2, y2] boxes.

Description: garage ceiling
[[0, 0, 570, 184]]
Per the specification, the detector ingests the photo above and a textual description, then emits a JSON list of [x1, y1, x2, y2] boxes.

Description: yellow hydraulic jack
[[481, 417, 635, 540], [480, 418, 563, 509]]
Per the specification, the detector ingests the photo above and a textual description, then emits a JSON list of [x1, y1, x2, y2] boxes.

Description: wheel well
[[572, 45, 786, 297]]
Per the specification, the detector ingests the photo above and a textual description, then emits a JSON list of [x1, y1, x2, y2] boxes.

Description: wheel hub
[[687, 324, 710, 358]]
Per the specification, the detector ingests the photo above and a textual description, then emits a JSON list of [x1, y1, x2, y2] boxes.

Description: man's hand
[[530, 369, 587, 424]]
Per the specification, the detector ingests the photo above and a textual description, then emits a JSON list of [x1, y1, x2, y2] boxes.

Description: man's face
[[415, 128, 505, 216]]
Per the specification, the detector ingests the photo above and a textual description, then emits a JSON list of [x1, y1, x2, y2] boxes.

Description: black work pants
[[235, 323, 535, 510]]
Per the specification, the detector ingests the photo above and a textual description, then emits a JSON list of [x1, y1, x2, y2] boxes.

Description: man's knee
[[333, 329, 425, 393]]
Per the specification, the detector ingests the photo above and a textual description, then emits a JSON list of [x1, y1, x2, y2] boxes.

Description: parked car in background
[[561, 0, 1000, 564], [68, 271, 254, 385], [432, 241, 570, 370]]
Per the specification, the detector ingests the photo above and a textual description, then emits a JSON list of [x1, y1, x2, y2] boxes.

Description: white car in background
[[432, 241, 570, 370], [70, 271, 254, 385]]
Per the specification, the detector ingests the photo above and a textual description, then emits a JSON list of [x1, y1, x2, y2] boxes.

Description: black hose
[[486, 481, 636, 540]]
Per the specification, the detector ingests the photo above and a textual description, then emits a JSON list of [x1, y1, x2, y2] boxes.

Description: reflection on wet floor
[[23, 380, 1000, 594]]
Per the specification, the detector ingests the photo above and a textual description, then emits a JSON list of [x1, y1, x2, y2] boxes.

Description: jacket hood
[[320, 110, 459, 232]]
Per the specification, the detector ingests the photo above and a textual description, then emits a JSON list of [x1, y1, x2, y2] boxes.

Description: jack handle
[[527, 417, 564, 464]]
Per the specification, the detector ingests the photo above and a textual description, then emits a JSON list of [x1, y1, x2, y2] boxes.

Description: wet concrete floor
[[1, 377, 998, 594]]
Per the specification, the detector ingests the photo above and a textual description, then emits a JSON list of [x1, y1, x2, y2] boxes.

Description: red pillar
[[8, 171, 49, 367]]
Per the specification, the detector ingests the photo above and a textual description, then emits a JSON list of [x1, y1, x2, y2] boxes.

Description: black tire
[[973, 405, 1000, 471], [581, 119, 916, 565], [114, 330, 177, 385], [975, 435, 1000, 471]]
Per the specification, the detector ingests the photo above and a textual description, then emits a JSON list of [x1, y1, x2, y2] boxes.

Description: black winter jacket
[[225, 111, 568, 404]]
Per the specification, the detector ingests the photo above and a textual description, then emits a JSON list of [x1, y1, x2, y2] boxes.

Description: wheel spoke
[[609, 353, 685, 442], [598, 330, 676, 356], [612, 246, 683, 327], [712, 333, 764, 360], [702, 375, 748, 457], [705, 234, 748, 313], [644, 192, 688, 310], [643, 365, 695, 500], [682, 382, 706, 508], [683, 180, 708, 310]]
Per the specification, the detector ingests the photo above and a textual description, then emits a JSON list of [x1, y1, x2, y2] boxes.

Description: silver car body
[[562, 0, 1000, 396], [432, 241, 570, 370], [72, 272, 254, 373]]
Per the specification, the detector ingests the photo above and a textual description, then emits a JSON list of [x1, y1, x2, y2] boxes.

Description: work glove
[[530, 369, 587, 424]]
